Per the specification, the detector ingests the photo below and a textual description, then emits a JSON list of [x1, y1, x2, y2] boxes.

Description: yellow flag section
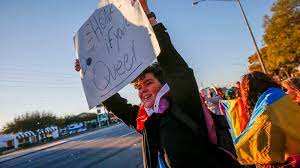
[[234, 87, 300, 165]]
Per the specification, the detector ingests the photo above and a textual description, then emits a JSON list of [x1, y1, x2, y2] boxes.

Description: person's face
[[134, 73, 162, 108], [236, 82, 241, 89]]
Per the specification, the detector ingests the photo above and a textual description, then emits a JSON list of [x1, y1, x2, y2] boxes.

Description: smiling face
[[134, 73, 162, 108]]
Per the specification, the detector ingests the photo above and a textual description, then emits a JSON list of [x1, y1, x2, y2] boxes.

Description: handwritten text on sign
[[74, 0, 160, 109]]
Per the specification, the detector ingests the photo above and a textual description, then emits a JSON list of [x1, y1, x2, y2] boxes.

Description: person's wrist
[[146, 12, 156, 19]]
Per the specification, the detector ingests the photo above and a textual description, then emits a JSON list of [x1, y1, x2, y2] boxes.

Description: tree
[[78, 113, 97, 122], [263, 0, 300, 72], [63, 115, 81, 126], [0, 110, 105, 134], [248, 47, 268, 72], [1, 111, 57, 134]]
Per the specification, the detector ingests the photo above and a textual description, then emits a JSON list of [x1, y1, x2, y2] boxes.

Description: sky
[[0, 0, 276, 129]]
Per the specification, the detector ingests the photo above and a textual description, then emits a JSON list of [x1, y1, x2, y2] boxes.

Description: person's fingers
[[75, 59, 81, 71]]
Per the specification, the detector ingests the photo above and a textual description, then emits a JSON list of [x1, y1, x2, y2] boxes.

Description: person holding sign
[[75, 0, 240, 167]]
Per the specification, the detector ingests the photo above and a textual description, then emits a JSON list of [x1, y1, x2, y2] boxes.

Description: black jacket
[[103, 23, 240, 168]]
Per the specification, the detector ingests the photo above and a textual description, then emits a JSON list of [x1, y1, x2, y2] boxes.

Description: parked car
[[67, 123, 86, 134]]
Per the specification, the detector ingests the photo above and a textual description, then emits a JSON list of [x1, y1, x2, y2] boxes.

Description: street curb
[[0, 123, 122, 164]]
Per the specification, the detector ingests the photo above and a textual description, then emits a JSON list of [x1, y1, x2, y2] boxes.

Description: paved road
[[0, 124, 143, 168]]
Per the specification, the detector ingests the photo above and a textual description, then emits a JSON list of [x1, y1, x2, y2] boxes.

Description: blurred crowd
[[200, 72, 300, 167]]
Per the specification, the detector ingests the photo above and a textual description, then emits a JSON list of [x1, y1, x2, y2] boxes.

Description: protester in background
[[240, 72, 281, 117], [204, 87, 223, 115], [234, 71, 300, 167], [75, 0, 240, 167], [216, 87, 225, 99], [219, 87, 248, 143], [282, 77, 300, 104], [225, 87, 236, 100], [235, 81, 241, 98]]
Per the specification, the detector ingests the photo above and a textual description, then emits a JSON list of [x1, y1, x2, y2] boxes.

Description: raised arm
[[139, 0, 205, 127], [153, 24, 205, 128]]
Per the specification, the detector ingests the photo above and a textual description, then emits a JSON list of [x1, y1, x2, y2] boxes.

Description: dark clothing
[[211, 113, 237, 157], [103, 23, 240, 168]]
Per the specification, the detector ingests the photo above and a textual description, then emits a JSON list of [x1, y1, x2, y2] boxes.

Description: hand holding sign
[[74, 0, 160, 109]]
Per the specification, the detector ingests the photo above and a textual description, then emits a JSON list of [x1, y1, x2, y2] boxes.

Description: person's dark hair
[[225, 87, 236, 100], [209, 90, 213, 98], [241, 71, 281, 117], [132, 62, 166, 85], [215, 87, 225, 99]]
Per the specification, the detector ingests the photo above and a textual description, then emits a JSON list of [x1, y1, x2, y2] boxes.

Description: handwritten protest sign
[[74, 0, 160, 109]]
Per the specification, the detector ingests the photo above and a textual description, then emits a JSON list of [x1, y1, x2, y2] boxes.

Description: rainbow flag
[[220, 98, 248, 140], [233, 88, 300, 165]]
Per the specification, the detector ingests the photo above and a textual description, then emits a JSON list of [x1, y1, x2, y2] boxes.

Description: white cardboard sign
[[74, 0, 160, 109]]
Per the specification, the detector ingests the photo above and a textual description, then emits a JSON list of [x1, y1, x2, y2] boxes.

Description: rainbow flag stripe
[[220, 98, 248, 140]]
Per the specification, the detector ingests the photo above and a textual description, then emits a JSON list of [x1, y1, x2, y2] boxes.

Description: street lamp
[[193, 0, 267, 73]]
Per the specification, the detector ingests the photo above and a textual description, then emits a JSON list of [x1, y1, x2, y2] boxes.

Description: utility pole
[[235, 0, 267, 73]]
